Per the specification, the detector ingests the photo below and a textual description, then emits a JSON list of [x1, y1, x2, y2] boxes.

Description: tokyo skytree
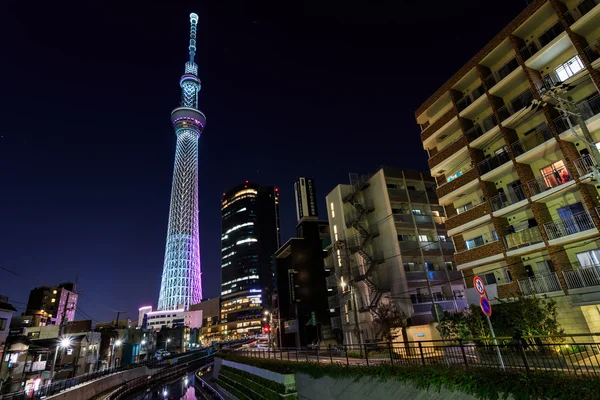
[[157, 13, 205, 311]]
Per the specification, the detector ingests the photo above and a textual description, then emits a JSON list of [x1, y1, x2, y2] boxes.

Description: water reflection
[[126, 372, 198, 400]]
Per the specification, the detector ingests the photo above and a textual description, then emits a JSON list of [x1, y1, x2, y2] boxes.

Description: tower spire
[[189, 13, 198, 63]]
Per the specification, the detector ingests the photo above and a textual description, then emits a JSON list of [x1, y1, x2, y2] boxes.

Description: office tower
[[294, 177, 319, 222], [157, 13, 206, 310], [25, 283, 78, 326], [325, 168, 465, 345], [220, 183, 281, 336], [416, 0, 600, 333]]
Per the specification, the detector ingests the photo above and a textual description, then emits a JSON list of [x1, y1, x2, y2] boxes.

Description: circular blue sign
[[480, 297, 492, 317]]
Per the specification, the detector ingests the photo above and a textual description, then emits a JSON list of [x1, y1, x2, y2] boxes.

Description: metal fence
[[231, 335, 600, 376]]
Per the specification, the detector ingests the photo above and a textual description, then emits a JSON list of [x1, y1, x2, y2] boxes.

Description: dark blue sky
[[0, 0, 525, 322]]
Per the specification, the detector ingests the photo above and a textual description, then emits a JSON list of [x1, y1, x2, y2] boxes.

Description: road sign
[[473, 276, 486, 296], [431, 303, 444, 323], [480, 296, 492, 317], [311, 311, 316, 326]]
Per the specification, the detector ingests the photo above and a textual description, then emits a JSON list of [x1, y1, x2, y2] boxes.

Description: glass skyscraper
[[220, 182, 280, 335]]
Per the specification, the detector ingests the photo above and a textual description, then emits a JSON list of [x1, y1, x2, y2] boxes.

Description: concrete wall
[[295, 373, 507, 400], [46, 366, 149, 400]]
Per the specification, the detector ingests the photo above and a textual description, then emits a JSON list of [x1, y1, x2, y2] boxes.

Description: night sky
[[1, 1, 526, 323]]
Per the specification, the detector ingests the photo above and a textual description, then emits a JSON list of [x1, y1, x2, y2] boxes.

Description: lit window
[[555, 55, 584, 82], [412, 210, 422, 215], [236, 238, 258, 245], [446, 171, 463, 183], [330, 202, 335, 218], [224, 222, 254, 235], [51, 298, 56, 303], [222, 251, 235, 259], [439, 235, 446, 242], [53, 290, 57, 294], [418, 235, 428, 242]]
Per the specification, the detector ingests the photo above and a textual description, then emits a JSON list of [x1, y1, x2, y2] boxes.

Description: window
[[466, 236, 483, 250], [576, 250, 600, 268], [555, 55, 584, 82], [439, 235, 446, 242], [540, 160, 570, 188], [412, 210, 422, 215], [0, 318, 6, 331], [418, 234, 428, 242], [432, 210, 440, 217], [446, 171, 463, 183]]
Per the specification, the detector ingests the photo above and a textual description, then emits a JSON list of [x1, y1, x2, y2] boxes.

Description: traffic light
[[263, 325, 270, 334]]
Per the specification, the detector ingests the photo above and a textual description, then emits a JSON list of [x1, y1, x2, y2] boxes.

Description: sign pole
[[486, 311, 504, 370]]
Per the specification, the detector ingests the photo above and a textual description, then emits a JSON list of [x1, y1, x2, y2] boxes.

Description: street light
[[49, 337, 71, 382], [165, 338, 171, 351], [111, 339, 123, 369]]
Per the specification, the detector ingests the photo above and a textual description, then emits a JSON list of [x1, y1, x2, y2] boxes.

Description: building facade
[[325, 168, 465, 345], [220, 182, 281, 337], [0, 296, 16, 365], [415, 0, 600, 333], [157, 13, 205, 311], [25, 283, 78, 326]]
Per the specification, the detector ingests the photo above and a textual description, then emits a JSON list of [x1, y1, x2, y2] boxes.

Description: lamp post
[[111, 339, 123, 369], [49, 337, 71, 383], [165, 338, 171, 351]]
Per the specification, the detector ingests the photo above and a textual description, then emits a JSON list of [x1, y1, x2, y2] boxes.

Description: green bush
[[217, 352, 600, 400]]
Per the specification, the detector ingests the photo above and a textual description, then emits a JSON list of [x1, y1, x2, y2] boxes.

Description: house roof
[[0, 302, 17, 312]]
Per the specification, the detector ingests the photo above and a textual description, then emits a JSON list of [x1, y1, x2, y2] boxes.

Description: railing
[[323, 255, 334, 269], [574, 154, 596, 176], [539, 21, 565, 48], [544, 211, 596, 240], [526, 166, 572, 196], [456, 84, 486, 112], [326, 274, 338, 288], [563, 265, 600, 289], [463, 232, 498, 251], [554, 93, 600, 133], [412, 299, 467, 314], [583, 45, 600, 63], [455, 201, 481, 215], [503, 226, 544, 251], [331, 316, 342, 329], [232, 334, 600, 374], [484, 56, 519, 89], [328, 295, 340, 309], [520, 41, 539, 61], [497, 89, 534, 121], [565, 0, 600, 24], [465, 114, 498, 142], [490, 185, 527, 211], [511, 124, 553, 157], [517, 272, 563, 295], [477, 149, 511, 175]]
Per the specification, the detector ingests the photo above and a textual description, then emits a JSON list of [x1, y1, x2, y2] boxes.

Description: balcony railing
[[331, 316, 342, 329], [326, 274, 338, 289], [554, 94, 600, 132], [563, 265, 600, 289], [465, 114, 498, 142], [544, 211, 596, 240], [565, 0, 600, 24], [583, 45, 600, 63], [511, 124, 553, 156], [328, 295, 340, 309], [412, 299, 468, 314], [477, 148, 511, 175], [503, 226, 544, 251], [484, 56, 519, 89], [517, 272, 563, 295], [520, 41, 539, 61], [456, 84, 486, 112], [490, 185, 527, 211], [497, 89, 534, 121], [526, 166, 572, 196], [455, 201, 482, 215], [574, 154, 596, 176], [539, 21, 565, 48]]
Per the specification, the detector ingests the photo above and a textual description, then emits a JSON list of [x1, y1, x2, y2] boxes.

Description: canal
[[123, 371, 201, 400]]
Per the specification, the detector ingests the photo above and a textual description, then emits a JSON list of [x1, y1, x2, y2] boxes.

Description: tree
[[437, 296, 563, 341], [372, 303, 408, 342]]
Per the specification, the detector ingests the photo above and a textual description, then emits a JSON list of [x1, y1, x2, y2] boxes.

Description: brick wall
[[445, 203, 491, 231], [436, 167, 478, 198], [455, 241, 504, 266], [428, 136, 469, 169], [421, 108, 457, 143]]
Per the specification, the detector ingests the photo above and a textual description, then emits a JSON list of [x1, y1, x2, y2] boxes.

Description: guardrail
[[517, 272, 563, 295], [544, 211, 595, 240], [229, 334, 600, 374]]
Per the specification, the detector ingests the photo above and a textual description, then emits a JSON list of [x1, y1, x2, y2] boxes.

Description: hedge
[[217, 352, 600, 400]]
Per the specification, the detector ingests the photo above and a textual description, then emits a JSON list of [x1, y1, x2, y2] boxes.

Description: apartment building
[[415, 0, 600, 333], [325, 168, 465, 345]]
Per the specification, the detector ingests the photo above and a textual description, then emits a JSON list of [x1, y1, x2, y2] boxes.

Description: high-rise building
[[415, 0, 600, 333], [325, 168, 465, 345], [25, 283, 78, 326], [157, 13, 206, 311], [220, 182, 281, 336], [294, 177, 319, 222]]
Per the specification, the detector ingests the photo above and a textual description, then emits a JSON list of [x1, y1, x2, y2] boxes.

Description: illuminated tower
[[157, 13, 206, 311]]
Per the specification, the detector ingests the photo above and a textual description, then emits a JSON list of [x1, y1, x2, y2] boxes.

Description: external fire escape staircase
[[342, 174, 384, 311]]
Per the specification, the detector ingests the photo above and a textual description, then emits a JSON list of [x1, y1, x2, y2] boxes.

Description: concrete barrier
[[46, 367, 149, 400]]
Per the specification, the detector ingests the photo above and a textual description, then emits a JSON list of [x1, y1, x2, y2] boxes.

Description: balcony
[[565, 0, 600, 25], [555, 94, 600, 134], [331, 316, 342, 329], [463, 231, 498, 251], [563, 265, 600, 290], [511, 124, 553, 156], [520, 21, 565, 62], [466, 114, 499, 147], [490, 185, 527, 213], [456, 84, 486, 112], [399, 240, 453, 255], [328, 295, 340, 309], [523, 22, 570, 70], [526, 166, 573, 198], [405, 269, 462, 283], [574, 154, 596, 177], [503, 226, 544, 254], [484, 56, 519, 90], [583, 44, 600, 64], [324, 255, 334, 269], [412, 299, 468, 315], [326, 274, 339, 289], [497, 88, 534, 123], [517, 272, 563, 295], [477, 148, 512, 177], [544, 211, 596, 241]]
